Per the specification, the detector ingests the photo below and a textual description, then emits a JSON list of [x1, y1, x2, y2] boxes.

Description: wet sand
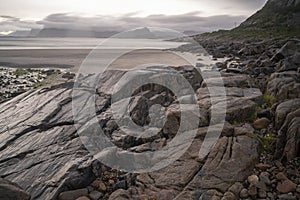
[[0, 49, 192, 72]]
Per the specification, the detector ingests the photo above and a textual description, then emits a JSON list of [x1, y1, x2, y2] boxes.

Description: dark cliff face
[[238, 0, 300, 31]]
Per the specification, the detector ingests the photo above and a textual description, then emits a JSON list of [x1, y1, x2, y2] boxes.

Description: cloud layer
[[37, 12, 247, 33], [0, 15, 42, 33]]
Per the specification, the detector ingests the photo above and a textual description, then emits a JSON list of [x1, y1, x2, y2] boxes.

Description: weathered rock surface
[[0, 66, 262, 200], [0, 178, 31, 200], [274, 99, 300, 161]]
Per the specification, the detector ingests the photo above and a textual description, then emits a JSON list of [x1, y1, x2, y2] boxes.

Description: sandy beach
[[0, 49, 192, 72]]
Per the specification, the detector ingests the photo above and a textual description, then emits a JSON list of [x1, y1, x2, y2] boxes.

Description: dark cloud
[[37, 12, 247, 33]]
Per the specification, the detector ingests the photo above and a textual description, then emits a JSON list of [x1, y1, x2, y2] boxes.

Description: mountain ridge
[[195, 0, 300, 40]]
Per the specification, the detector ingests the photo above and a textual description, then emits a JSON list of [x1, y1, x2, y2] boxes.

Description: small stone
[[86, 186, 94, 193], [212, 195, 221, 200], [267, 192, 274, 198], [259, 172, 271, 185], [277, 180, 297, 193], [108, 179, 115, 186], [276, 172, 288, 181], [221, 191, 236, 200], [139, 195, 149, 200], [91, 179, 101, 188], [59, 189, 89, 200], [255, 163, 271, 170], [239, 188, 248, 198], [255, 181, 267, 191], [278, 193, 297, 200], [207, 189, 223, 197], [114, 180, 127, 190], [228, 182, 244, 198], [296, 185, 300, 193], [253, 118, 270, 130], [258, 189, 267, 198], [248, 184, 257, 197], [248, 175, 259, 185], [98, 182, 107, 192], [76, 197, 90, 200], [89, 191, 103, 200]]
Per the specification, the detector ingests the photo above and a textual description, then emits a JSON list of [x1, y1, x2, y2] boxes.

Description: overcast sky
[[0, 0, 267, 34]]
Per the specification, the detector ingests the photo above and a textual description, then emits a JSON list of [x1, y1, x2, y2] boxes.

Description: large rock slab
[[274, 99, 300, 161], [0, 83, 98, 199], [267, 71, 300, 102]]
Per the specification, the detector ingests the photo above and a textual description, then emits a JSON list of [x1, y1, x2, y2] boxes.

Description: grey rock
[[258, 189, 267, 198], [239, 188, 248, 199], [89, 191, 103, 200], [59, 189, 89, 200], [267, 71, 300, 102], [274, 99, 300, 161], [278, 193, 297, 200], [221, 191, 236, 200], [228, 182, 244, 198], [0, 178, 31, 200], [248, 184, 257, 197]]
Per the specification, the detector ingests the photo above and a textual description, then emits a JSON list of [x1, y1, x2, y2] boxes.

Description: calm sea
[[0, 37, 184, 50]]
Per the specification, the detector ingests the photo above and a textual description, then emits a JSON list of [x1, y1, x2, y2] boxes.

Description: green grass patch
[[14, 69, 30, 76]]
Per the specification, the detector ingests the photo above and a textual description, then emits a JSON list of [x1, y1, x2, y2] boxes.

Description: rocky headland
[[0, 0, 299, 200]]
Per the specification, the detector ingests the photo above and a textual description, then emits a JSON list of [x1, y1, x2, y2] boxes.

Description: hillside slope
[[196, 0, 300, 40]]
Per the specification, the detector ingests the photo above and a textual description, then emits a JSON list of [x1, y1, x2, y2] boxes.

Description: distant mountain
[[117, 27, 157, 39], [37, 28, 118, 38], [196, 0, 300, 40]]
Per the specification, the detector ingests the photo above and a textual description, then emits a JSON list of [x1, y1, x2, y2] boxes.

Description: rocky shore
[[0, 34, 299, 200], [0, 67, 75, 103]]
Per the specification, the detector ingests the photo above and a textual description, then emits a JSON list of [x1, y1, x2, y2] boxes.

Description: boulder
[[0, 178, 31, 200], [274, 99, 300, 161], [267, 71, 300, 101]]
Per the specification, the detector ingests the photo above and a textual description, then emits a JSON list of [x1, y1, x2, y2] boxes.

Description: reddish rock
[[275, 172, 288, 181], [255, 163, 272, 170], [277, 180, 297, 193], [253, 118, 270, 130]]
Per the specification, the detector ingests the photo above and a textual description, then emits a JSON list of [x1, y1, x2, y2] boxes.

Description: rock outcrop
[[0, 65, 262, 199]]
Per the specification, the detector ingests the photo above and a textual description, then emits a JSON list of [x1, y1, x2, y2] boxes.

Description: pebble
[[88, 191, 103, 200], [253, 118, 270, 130], [75, 197, 90, 200], [277, 179, 297, 193], [108, 179, 115, 186], [98, 182, 107, 192], [248, 184, 257, 197], [258, 189, 267, 198], [259, 172, 271, 185], [278, 193, 297, 200], [296, 185, 300, 193], [228, 182, 243, 197], [221, 192, 235, 200], [239, 188, 248, 198], [59, 188, 89, 200], [91, 179, 101, 188], [114, 180, 127, 190], [267, 192, 274, 199], [255, 163, 271, 170], [248, 175, 259, 185], [276, 172, 288, 181], [212, 195, 221, 200]]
